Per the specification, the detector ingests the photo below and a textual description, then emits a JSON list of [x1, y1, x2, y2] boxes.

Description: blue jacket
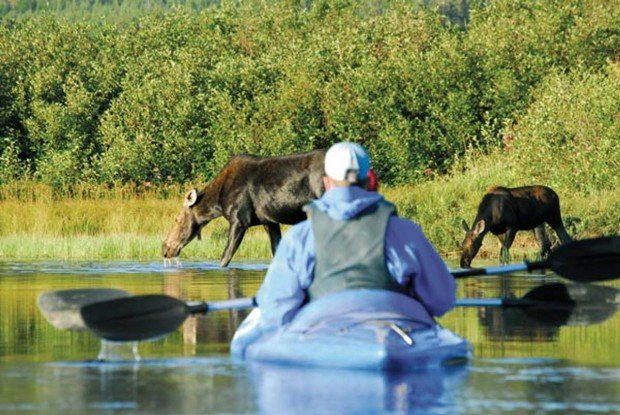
[[256, 186, 456, 329]]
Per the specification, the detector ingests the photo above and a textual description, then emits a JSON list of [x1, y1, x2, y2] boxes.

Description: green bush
[[464, 0, 620, 143], [0, 17, 124, 185], [0, 1, 618, 191], [506, 63, 620, 192]]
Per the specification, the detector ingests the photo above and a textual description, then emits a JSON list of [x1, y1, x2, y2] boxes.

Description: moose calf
[[460, 185, 572, 268]]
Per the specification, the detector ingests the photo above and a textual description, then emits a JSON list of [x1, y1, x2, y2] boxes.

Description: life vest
[[304, 200, 403, 300]]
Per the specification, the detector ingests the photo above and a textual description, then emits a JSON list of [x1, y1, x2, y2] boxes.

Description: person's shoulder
[[387, 215, 423, 234]]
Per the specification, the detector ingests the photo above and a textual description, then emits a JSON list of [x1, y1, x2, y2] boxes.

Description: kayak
[[231, 289, 472, 371]]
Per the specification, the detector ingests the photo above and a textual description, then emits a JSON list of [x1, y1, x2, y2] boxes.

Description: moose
[[460, 185, 572, 268], [162, 149, 326, 267]]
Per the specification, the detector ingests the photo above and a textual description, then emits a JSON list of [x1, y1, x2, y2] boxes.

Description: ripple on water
[[477, 357, 563, 366], [464, 399, 620, 414], [474, 359, 620, 382], [46, 357, 245, 375], [0, 260, 269, 275]]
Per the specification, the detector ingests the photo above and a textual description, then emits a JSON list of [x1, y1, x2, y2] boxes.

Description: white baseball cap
[[324, 142, 370, 183]]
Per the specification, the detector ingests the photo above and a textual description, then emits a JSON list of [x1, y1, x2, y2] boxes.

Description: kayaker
[[231, 142, 456, 352]]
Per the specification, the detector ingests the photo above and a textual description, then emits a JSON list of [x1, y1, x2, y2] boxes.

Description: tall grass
[[0, 181, 272, 261], [0, 173, 617, 262]]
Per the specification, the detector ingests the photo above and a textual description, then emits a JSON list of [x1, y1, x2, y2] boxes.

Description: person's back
[[231, 142, 456, 355], [305, 198, 400, 300]]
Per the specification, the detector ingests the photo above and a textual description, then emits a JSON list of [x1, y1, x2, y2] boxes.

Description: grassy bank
[[0, 173, 617, 262], [0, 183, 273, 261]]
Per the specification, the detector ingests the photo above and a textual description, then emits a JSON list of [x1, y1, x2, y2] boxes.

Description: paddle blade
[[548, 236, 620, 282], [38, 288, 131, 331], [80, 295, 190, 342]]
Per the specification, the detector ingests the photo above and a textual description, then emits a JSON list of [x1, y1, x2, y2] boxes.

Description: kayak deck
[[232, 289, 472, 371], [245, 319, 471, 370]]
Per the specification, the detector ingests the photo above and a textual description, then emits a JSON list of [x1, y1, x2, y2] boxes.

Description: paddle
[[80, 296, 256, 341], [38, 288, 132, 330], [80, 283, 618, 342], [41, 235, 620, 333], [451, 236, 620, 282]]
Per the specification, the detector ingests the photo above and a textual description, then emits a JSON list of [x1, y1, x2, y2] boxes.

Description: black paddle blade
[[548, 236, 620, 282], [520, 283, 619, 326], [80, 295, 190, 342], [38, 288, 132, 331]]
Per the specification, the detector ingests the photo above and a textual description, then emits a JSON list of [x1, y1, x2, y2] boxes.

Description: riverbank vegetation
[[0, 0, 618, 261]]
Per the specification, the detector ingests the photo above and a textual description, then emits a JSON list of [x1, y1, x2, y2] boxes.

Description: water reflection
[[41, 359, 470, 415], [478, 307, 561, 341], [40, 358, 254, 414], [160, 269, 253, 351], [0, 261, 618, 415], [476, 282, 619, 342], [250, 364, 469, 415], [468, 360, 620, 414]]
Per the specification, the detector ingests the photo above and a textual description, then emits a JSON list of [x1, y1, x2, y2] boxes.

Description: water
[[0, 261, 618, 414]]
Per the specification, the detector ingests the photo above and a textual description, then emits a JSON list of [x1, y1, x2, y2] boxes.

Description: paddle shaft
[[81, 281, 619, 342], [191, 294, 560, 314], [456, 298, 538, 307], [189, 297, 256, 313], [182, 265, 554, 314], [451, 236, 620, 282]]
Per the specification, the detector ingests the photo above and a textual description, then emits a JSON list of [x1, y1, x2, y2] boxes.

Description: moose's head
[[162, 189, 219, 259], [460, 219, 486, 268]]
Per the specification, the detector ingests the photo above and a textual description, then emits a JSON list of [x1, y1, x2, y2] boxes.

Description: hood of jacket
[[311, 186, 384, 221]]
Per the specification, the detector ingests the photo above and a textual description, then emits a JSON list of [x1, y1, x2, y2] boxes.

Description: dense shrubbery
[[0, 0, 619, 190], [508, 63, 620, 192]]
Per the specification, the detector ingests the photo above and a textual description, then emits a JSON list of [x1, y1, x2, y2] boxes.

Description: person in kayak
[[231, 142, 456, 354]]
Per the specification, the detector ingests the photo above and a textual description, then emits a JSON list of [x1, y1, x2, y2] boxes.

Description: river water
[[0, 261, 618, 415]]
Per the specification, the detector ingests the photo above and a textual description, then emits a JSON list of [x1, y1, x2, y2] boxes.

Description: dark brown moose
[[460, 185, 572, 268], [162, 150, 326, 267]]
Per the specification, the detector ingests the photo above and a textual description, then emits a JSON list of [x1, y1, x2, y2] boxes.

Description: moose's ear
[[461, 219, 470, 232], [184, 189, 198, 207], [472, 219, 486, 236]]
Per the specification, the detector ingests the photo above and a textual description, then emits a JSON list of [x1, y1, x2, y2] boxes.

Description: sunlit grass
[[0, 221, 273, 261], [0, 181, 273, 261], [0, 174, 617, 262]]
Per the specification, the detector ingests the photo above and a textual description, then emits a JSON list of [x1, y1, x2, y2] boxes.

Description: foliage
[[464, 0, 620, 144], [0, 0, 618, 192], [506, 64, 620, 193]]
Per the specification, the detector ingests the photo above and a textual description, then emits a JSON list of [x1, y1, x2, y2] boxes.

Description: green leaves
[[0, 1, 618, 192], [508, 65, 620, 192]]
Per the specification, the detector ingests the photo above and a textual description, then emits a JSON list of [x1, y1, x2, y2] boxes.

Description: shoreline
[[0, 182, 616, 263]]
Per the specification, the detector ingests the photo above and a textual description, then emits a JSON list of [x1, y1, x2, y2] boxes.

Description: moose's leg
[[547, 207, 573, 245], [534, 225, 552, 259], [220, 221, 247, 268], [550, 222, 573, 245], [498, 229, 517, 264], [264, 223, 282, 255]]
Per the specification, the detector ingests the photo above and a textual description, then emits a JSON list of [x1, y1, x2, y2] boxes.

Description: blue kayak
[[231, 289, 472, 370]]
